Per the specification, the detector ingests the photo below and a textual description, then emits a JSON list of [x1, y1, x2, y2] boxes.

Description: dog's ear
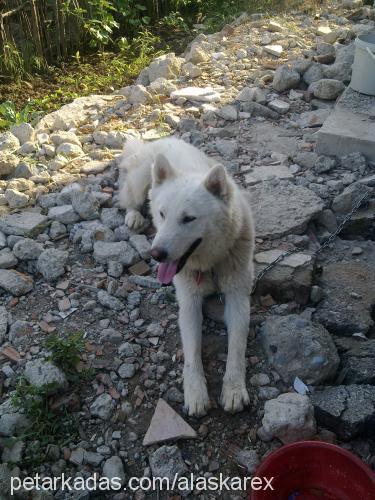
[[152, 154, 175, 185], [204, 164, 230, 201]]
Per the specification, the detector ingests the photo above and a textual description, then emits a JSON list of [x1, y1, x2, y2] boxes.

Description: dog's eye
[[182, 215, 196, 224], [160, 211, 165, 219]]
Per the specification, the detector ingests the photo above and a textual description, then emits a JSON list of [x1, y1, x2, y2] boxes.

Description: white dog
[[119, 138, 255, 416]]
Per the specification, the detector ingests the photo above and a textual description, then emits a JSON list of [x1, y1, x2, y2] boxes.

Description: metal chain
[[251, 188, 371, 295]]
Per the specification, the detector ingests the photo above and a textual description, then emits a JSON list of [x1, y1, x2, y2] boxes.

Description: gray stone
[[247, 181, 324, 239], [309, 79, 345, 100], [260, 393, 316, 444], [13, 238, 43, 260], [9, 320, 32, 344], [143, 398, 197, 446], [317, 209, 338, 232], [217, 105, 238, 121], [84, 451, 104, 467], [268, 99, 290, 114], [294, 151, 318, 170], [332, 183, 372, 215], [100, 208, 124, 229], [70, 448, 85, 465], [255, 249, 315, 304], [80, 160, 111, 175], [129, 234, 151, 259], [259, 315, 339, 384], [338, 339, 375, 385], [340, 200, 375, 240], [236, 87, 266, 104], [240, 101, 279, 119], [1, 439, 24, 464], [324, 43, 354, 83], [215, 139, 238, 159], [107, 261, 123, 278], [264, 44, 283, 57], [55, 142, 83, 158], [0, 269, 33, 296], [311, 385, 375, 440], [245, 165, 293, 185], [0, 412, 29, 437], [0, 249, 17, 269], [24, 359, 68, 392], [97, 290, 125, 311], [71, 191, 100, 220], [185, 42, 210, 64], [147, 53, 183, 82], [250, 373, 270, 386], [149, 445, 187, 481], [118, 363, 136, 379], [118, 342, 141, 357], [0, 153, 18, 177], [49, 220, 67, 240], [234, 449, 260, 474], [90, 393, 115, 420], [10, 123, 35, 145], [314, 156, 336, 173], [48, 205, 80, 224], [341, 152, 367, 173], [272, 65, 300, 92], [0, 306, 8, 341], [50, 131, 81, 147], [314, 241, 375, 335], [149, 78, 177, 96], [183, 62, 201, 79], [303, 63, 325, 85], [94, 241, 139, 266], [4, 189, 29, 209], [118, 85, 151, 105], [37, 249, 68, 281], [102, 456, 126, 486], [316, 88, 375, 161], [259, 387, 281, 400], [298, 109, 331, 128], [0, 131, 20, 152]]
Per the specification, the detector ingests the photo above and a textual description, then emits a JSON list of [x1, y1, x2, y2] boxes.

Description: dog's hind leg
[[176, 283, 211, 417], [220, 290, 251, 413]]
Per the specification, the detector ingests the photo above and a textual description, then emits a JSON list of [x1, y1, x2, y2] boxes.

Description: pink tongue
[[157, 261, 179, 284]]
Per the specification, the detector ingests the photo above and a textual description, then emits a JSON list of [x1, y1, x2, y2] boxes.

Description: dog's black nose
[[150, 247, 168, 262]]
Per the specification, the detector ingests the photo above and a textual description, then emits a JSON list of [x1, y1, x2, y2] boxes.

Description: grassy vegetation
[[0, 0, 323, 127], [9, 332, 94, 467]]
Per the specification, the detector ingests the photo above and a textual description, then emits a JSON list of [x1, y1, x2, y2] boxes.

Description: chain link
[[251, 188, 371, 295]]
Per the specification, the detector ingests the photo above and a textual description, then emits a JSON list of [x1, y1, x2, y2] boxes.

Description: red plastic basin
[[251, 441, 375, 500]]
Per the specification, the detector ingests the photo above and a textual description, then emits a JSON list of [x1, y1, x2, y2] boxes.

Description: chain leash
[[251, 189, 371, 295]]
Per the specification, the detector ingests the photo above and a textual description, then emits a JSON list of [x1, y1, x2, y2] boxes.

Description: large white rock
[[171, 86, 220, 103], [10, 123, 35, 145], [24, 359, 68, 393], [260, 393, 316, 443]]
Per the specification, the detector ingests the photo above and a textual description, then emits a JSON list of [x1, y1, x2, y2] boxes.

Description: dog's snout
[[150, 247, 168, 262]]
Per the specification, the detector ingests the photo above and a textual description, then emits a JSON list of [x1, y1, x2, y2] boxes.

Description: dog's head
[[149, 154, 234, 284]]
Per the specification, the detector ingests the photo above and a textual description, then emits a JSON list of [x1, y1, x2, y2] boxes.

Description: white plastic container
[[350, 32, 375, 96]]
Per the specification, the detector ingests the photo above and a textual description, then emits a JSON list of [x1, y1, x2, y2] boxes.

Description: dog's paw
[[184, 374, 210, 417], [125, 210, 145, 230], [220, 379, 250, 413]]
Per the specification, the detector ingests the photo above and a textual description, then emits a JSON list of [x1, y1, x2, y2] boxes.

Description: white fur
[[119, 138, 255, 416]]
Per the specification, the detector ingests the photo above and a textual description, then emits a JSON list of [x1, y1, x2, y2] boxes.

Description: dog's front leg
[[221, 291, 250, 413], [176, 284, 210, 417]]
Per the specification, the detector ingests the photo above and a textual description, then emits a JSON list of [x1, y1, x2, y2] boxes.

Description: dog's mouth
[[157, 238, 202, 285]]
